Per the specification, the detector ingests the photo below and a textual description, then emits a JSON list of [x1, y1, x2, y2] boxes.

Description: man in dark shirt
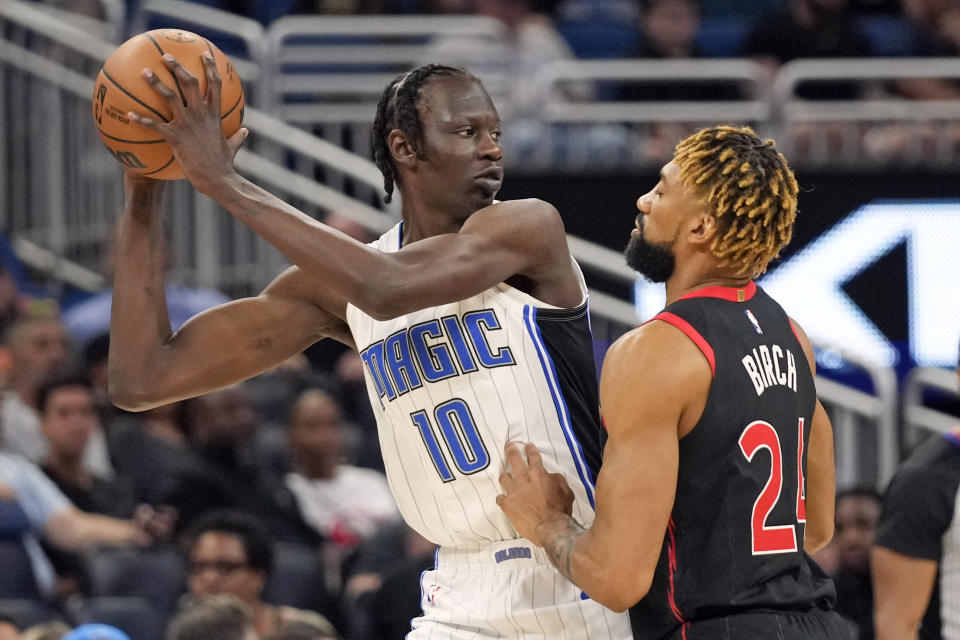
[[831, 488, 881, 640], [38, 374, 139, 518], [872, 350, 960, 640]]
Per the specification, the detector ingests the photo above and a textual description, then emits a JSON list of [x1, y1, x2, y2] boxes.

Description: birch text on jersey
[[741, 344, 798, 396]]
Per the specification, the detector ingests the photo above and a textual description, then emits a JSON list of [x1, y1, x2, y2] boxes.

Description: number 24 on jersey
[[739, 418, 807, 555]]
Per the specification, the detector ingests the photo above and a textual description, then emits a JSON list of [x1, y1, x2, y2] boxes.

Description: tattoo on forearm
[[543, 518, 586, 584]]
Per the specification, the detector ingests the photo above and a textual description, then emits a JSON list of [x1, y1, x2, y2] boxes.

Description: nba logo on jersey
[[745, 309, 763, 335]]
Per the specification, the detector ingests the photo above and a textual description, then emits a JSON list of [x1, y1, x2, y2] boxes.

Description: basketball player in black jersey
[[499, 126, 847, 639]]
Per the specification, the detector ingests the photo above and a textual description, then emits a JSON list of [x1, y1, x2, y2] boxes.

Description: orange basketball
[[92, 29, 245, 180]]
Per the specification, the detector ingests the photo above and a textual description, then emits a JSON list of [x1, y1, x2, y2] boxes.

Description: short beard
[[625, 234, 676, 283]]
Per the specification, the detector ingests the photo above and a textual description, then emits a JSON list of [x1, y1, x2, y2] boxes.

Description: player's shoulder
[[605, 319, 707, 379], [483, 198, 562, 225]]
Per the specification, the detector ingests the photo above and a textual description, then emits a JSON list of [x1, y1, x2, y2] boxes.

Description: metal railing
[[0, 0, 390, 296], [814, 347, 901, 489], [27, 0, 960, 171], [0, 0, 640, 317], [133, 0, 266, 85], [903, 366, 960, 448], [772, 57, 960, 166]]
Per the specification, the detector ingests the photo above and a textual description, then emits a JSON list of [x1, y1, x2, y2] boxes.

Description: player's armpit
[[562, 322, 709, 612], [788, 317, 837, 552], [871, 545, 937, 640], [109, 266, 349, 411]]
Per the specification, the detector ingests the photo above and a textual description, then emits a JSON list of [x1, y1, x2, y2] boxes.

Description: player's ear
[[388, 129, 417, 171], [688, 211, 718, 246]]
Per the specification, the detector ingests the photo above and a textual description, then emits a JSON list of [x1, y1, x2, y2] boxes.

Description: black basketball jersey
[[629, 282, 836, 640]]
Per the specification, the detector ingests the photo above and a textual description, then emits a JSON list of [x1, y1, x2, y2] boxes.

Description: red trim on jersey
[[667, 518, 685, 626], [677, 280, 756, 303], [652, 312, 716, 377]]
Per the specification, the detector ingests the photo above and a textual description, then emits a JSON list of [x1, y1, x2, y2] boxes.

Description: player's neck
[[398, 188, 475, 244], [400, 207, 468, 245], [664, 267, 752, 305]]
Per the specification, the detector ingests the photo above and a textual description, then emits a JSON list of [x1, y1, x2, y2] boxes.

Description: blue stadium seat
[[264, 542, 333, 616], [67, 596, 166, 640], [558, 21, 640, 59], [695, 16, 751, 57], [84, 547, 186, 617], [855, 15, 919, 57], [555, 0, 640, 59], [0, 541, 40, 599]]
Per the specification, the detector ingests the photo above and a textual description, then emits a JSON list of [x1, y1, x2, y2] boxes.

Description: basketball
[[92, 29, 245, 180]]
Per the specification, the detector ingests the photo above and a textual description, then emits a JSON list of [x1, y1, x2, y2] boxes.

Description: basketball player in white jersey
[[111, 58, 631, 638]]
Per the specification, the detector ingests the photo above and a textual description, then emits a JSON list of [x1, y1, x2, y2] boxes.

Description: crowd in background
[[55, 0, 960, 168], [0, 216, 430, 639]]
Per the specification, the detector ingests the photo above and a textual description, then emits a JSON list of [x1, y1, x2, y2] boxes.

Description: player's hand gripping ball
[[92, 29, 244, 180]]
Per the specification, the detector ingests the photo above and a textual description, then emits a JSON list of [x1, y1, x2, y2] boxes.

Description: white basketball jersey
[[346, 222, 606, 548]]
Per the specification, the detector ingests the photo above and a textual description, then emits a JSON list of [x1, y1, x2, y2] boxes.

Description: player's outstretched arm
[[128, 55, 580, 317], [790, 319, 836, 552], [109, 174, 351, 412], [199, 181, 576, 317], [499, 321, 708, 612]]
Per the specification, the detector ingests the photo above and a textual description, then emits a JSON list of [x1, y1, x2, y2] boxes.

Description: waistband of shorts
[[436, 539, 551, 569]]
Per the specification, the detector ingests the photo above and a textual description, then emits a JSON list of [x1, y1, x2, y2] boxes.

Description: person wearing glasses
[[182, 510, 339, 639]]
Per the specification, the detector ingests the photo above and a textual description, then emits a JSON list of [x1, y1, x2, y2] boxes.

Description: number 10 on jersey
[[412, 398, 490, 482], [739, 418, 807, 555]]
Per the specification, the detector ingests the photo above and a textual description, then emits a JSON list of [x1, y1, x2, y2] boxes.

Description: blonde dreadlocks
[[674, 126, 799, 277]]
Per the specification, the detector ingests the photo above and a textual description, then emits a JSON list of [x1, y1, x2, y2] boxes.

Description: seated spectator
[[0, 612, 19, 640], [38, 374, 138, 518], [872, 347, 960, 639], [36, 373, 148, 597], [0, 444, 172, 598], [341, 522, 436, 640], [622, 0, 742, 100], [285, 389, 399, 549], [896, 0, 960, 98], [166, 595, 255, 640], [158, 385, 319, 543], [108, 401, 192, 505], [743, 0, 873, 98], [620, 0, 744, 160], [1, 312, 112, 478], [831, 487, 881, 640], [182, 511, 338, 639], [635, 0, 703, 60]]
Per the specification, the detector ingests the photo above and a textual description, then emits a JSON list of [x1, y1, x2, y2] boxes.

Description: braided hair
[[673, 126, 799, 277], [371, 64, 479, 203]]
